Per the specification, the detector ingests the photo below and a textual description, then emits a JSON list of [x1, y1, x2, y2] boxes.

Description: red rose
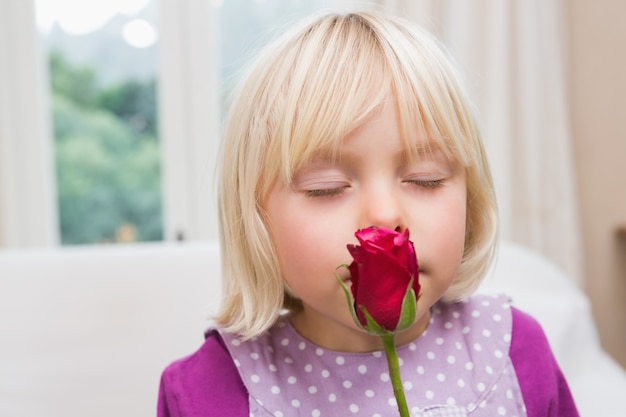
[[346, 227, 420, 331]]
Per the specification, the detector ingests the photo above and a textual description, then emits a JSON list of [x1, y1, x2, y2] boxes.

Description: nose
[[359, 184, 407, 233]]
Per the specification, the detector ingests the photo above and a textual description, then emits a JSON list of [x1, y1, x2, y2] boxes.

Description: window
[[0, 0, 362, 247], [36, 0, 161, 245]]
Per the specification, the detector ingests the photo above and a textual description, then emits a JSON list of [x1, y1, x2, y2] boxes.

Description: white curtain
[[379, 0, 583, 283], [0, 0, 58, 247]]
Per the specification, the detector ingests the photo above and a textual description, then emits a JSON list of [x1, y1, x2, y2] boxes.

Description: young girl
[[158, 11, 579, 417]]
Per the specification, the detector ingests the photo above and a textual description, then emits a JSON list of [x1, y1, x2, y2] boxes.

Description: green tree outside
[[50, 50, 162, 245]]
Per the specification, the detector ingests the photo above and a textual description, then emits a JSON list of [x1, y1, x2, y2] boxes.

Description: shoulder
[[158, 331, 248, 417], [510, 307, 580, 417]]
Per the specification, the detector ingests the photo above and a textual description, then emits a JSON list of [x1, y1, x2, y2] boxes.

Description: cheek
[[264, 202, 346, 292], [412, 188, 467, 270], [440, 192, 467, 260]]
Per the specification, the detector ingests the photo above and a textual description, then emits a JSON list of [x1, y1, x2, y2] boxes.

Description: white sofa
[[0, 240, 624, 417]]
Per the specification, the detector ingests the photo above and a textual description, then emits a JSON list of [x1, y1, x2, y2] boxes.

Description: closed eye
[[304, 186, 350, 198], [404, 179, 444, 189]]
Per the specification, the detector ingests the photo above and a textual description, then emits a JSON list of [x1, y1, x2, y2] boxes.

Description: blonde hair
[[215, 11, 497, 338]]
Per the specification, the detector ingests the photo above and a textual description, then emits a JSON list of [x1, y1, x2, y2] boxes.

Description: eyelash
[[304, 187, 349, 198], [304, 179, 443, 198], [405, 179, 444, 189]]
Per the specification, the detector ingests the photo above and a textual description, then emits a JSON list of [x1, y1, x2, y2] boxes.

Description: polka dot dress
[[218, 294, 527, 417]]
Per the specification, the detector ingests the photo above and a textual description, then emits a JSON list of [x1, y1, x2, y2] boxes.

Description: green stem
[[381, 334, 410, 417]]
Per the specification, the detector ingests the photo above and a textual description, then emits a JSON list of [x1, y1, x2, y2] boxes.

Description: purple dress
[[158, 294, 579, 417]]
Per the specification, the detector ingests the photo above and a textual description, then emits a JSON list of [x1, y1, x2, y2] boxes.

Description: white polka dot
[[457, 378, 465, 388], [409, 343, 417, 351], [465, 362, 474, 370], [328, 393, 336, 402], [316, 348, 324, 356], [425, 390, 434, 399], [343, 380, 352, 388], [321, 370, 330, 378], [358, 364, 367, 374], [483, 329, 491, 337], [472, 310, 480, 318], [234, 359, 241, 367], [291, 399, 301, 408], [267, 345, 274, 353], [232, 339, 241, 346], [462, 326, 471, 334], [284, 357, 293, 364], [288, 376, 297, 384], [365, 389, 374, 397], [447, 355, 456, 364], [493, 313, 502, 322], [467, 403, 476, 412], [373, 414, 382, 417], [452, 311, 461, 318], [482, 300, 491, 306], [250, 352, 259, 360], [477, 382, 486, 392], [336, 356, 345, 365], [269, 364, 277, 372], [486, 365, 494, 374], [427, 351, 435, 360], [398, 357, 404, 366], [304, 364, 313, 372], [436, 337, 445, 345], [480, 400, 488, 408], [299, 342, 306, 350], [308, 386, 317, 394], [473, 343, 482, 351], [498, 406, 507, 415], [275, 412, 283, 417], [251, 375, 260, 383], [444, 321, 453, 329], [387, 397, 397, 406], [403, 381, 413, 390], [455, 342, 462, 350], [495, 349, 504, 358], [411, 407, 419, 414], [417, 365, 425, 375], [372, 351, 382, 358], [349, 404, 359, 413], [504, 333, 512, 342], [281, 338, 289, 346], [447, 397, 456, 405], [380, 372, 389, 382], [312, 410, 321, 417], [437, 373, 445, 382], [271, 386, 280, 394], [506, 389, 514, 399]]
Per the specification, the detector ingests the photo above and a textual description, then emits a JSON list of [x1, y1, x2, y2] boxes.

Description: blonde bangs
[[259, 14, 394, 198], [373, 18, 481, 169]]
